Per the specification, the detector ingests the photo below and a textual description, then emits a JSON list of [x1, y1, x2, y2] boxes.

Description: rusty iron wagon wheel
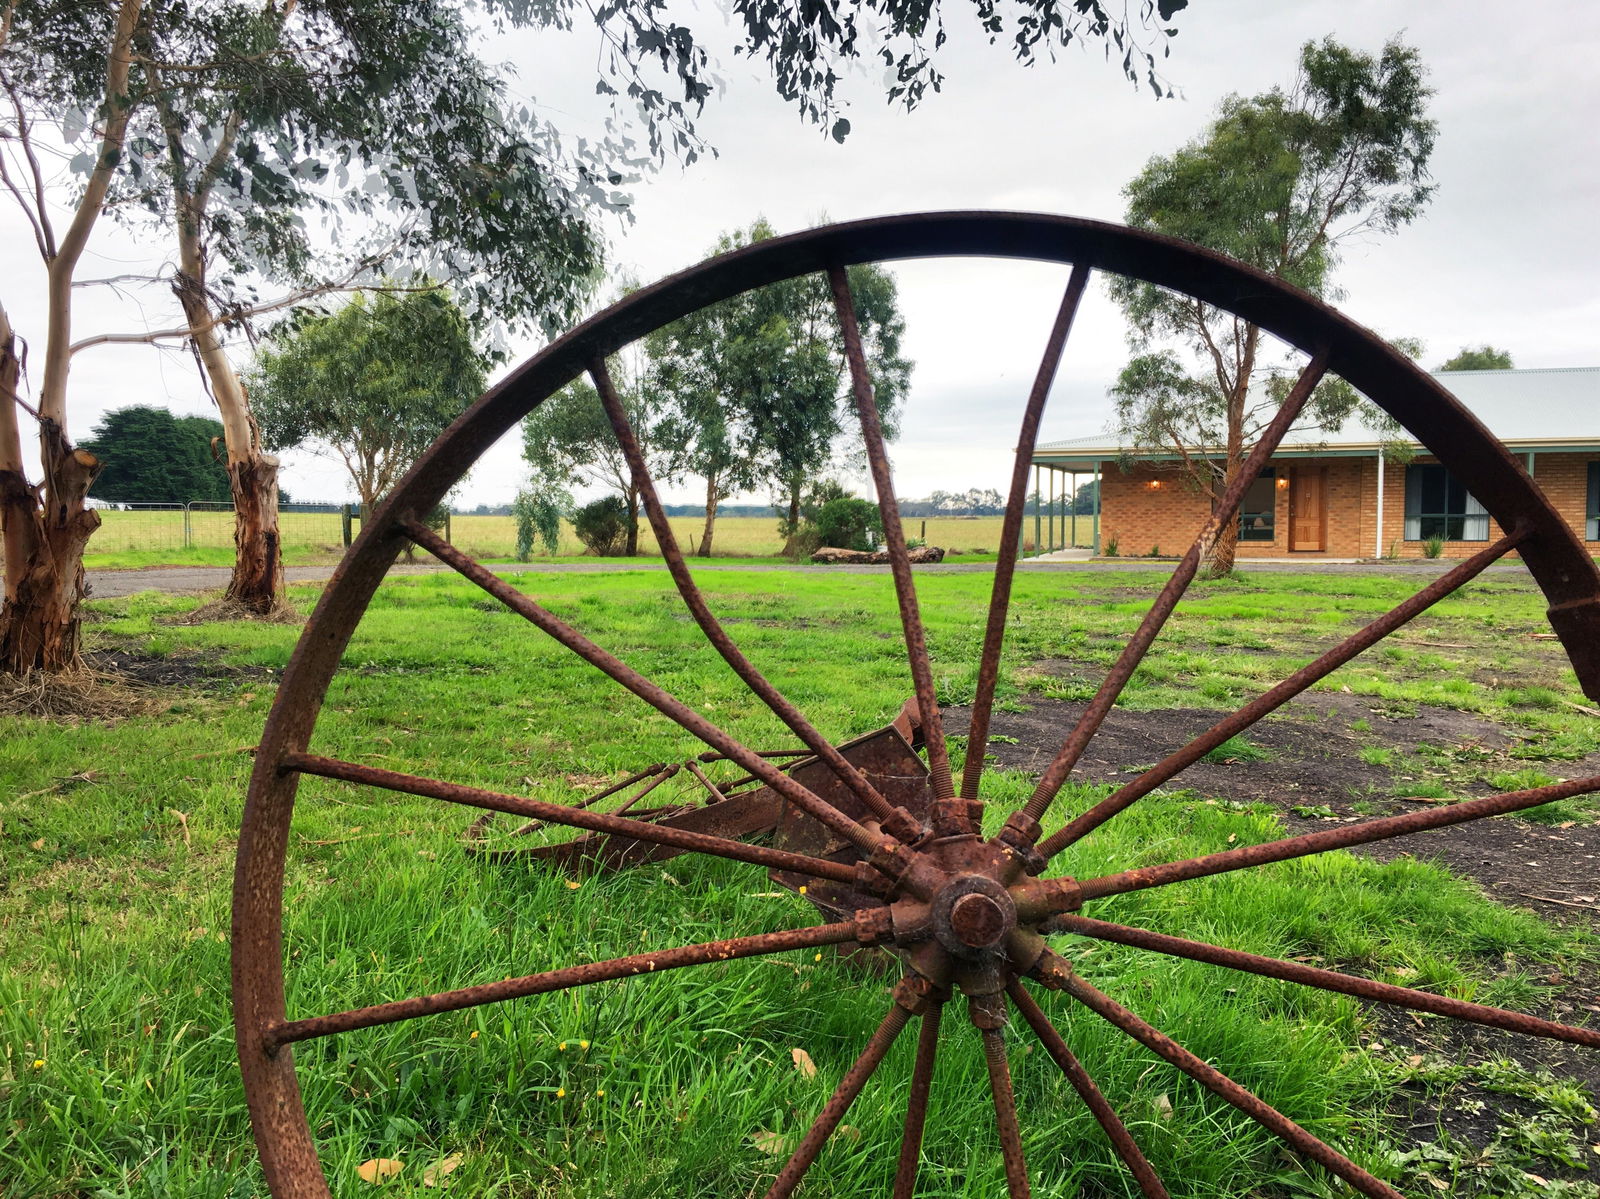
[[235, 212, 1600, 1198]]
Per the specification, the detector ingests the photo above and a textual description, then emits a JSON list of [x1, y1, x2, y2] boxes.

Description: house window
[[1588, 461, 1599, 541], [1404, 464, 1488, 541], [1239, 470, 1276, 541]]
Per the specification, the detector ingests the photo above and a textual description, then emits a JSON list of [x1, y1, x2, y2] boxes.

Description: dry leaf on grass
[[422, 1154, 463, 1186], [357, 1158, 405, 1183], [836, 1125, 862, 1143], [1153, 1093, 1173, 1120], [751, 1131, 789, 1155], [791, 1047, 817, 1078]]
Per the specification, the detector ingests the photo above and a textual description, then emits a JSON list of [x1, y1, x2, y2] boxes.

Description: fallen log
[[811, 545, 945, 564]]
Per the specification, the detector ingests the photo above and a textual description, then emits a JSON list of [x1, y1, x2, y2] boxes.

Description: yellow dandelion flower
[[596, 1089, 605, 1097], [579, 1040, 589, 1050], [814, 953, 822, 962], [469, 1030, 479, 1040], [799, 885, 807, 895], [31, 1059, 44, 1070], [556, 1087, 566, 1098]]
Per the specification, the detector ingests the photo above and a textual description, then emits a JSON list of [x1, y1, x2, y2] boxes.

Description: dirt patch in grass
[[951, 694, 1600, 918], [85, 646, 272, 690], [949, 691, 1600, 1194]]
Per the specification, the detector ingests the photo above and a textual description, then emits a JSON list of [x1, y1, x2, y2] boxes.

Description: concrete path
[[87, 555, 1534, 599]]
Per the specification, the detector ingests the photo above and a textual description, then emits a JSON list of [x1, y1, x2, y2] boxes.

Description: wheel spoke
[[764, 1001, 913, 1199], [588, 358, 920, 842], [267, 921, 860, 1049], [828, 265, 955, 801], [1037, 970, 1403, 1199], [1014, 349, 1331, 834], [282, 752, 858, 884], [1072, 772, 1600, 903], [891, 997, 945, 1199], [1050, 913, 1600, 1048], [980, 1022, 1032, 1199], [402, 519, 881, 856], [1006, 981, 1169, 1199], [963, 264, 1093, 803], [1038, 527, 1529, 859], [606, 764, 680, 818]]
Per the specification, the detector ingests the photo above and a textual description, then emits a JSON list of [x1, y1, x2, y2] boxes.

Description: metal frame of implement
[[235, 212, 1600, 1199]]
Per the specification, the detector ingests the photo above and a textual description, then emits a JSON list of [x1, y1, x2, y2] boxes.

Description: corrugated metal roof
[[1037, 366, 1600, 457]]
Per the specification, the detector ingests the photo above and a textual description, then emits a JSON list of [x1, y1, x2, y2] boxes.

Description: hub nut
[[931, 874, 1017, 957]]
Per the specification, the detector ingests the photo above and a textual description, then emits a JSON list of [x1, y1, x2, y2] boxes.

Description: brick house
[[1032, 367, 1600, 560]]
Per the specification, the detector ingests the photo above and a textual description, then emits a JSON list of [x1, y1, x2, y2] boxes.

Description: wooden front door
[[1289, 467, 1327, 552]]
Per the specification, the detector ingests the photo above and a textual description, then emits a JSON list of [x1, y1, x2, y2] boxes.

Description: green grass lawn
[[3, 566, 1597, 1196]]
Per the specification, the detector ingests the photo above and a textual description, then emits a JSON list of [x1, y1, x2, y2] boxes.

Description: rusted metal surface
[[765, 1002, 913, 1199], [1008, 981, 1170, 1199], [1015, 349, 1331, 839], [283, 751, 855, 883], [269, 920, 862, 1049], [235, 212, 1600, 1198], [1072, 772, 1600, 903], [1037, 526, 1529, 860], [770, 726, 934, 918], [891, 999, 944, 1199], [963, 263, 1092, 803], [1033, 962, 1405, 1199], [1051, 913, 1600, 1047], [402, 519, 884, 857], [830, 265, 956, 802], [589, 357, 923, 843], [980, 1023, 1032, 1199]]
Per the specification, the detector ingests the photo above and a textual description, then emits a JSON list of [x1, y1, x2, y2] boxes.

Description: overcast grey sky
[[5, 0, 1596, 508]]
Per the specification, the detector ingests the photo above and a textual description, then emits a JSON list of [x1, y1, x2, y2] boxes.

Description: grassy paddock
[[3, 567, 1598, 1195], [71, 512, 1009, 570]]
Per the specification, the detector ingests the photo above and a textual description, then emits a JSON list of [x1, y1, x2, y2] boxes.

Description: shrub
[[1103, 534, 1120, 556], [1423, 536, 1444, 559], [513, 482, 571, 560], [572, 495, 631, 556], [815, 496, 883, 552]]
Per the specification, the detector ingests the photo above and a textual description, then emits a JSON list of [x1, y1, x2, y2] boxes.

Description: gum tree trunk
[[0, 0, 141, 673], [699, 475, 721, 558], [172, 239, 283, 613], [0, 309, 102, 672]]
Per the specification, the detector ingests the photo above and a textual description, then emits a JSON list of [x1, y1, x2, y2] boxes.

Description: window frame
[[1404, 463, 1489, 542], [1238, 468, 1277, 542], [1587, 460, 1599, 542]]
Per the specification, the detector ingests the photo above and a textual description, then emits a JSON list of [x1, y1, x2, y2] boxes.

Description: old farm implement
[[235, 214, 1600, 1198]]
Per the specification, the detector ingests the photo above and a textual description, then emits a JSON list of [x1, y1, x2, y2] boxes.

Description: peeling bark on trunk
[[224, 453, 284, 613], [172, 269, 284, 613], [0, 2, 141, 673], [0, 419, 101, 674]]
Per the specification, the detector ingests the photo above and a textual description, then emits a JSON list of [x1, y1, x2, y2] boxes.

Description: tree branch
[[2, 81, 57, 258]]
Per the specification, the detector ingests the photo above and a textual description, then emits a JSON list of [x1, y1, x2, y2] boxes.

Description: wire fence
[[89, 501, 367, 555]]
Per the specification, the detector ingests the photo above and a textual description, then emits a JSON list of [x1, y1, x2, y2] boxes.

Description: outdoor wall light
[[1148, 479, 1162, 490], [1277, 477, 1290, 489]]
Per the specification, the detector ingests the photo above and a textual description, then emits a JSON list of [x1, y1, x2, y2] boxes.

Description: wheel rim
[[234, 212, 1600, 1198]]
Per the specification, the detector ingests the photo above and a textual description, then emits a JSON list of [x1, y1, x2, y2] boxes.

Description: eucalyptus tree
[[2, 0, 1188, 667], [1109, 35, 1435, 575], [522, 349, 687, 557], [248, 290, 487, 509], [647, 221, 910, 556], [1438, 346, 1514, 372]]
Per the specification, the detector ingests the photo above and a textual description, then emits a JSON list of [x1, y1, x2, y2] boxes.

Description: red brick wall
[[1096, 452, 1600, 559]]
